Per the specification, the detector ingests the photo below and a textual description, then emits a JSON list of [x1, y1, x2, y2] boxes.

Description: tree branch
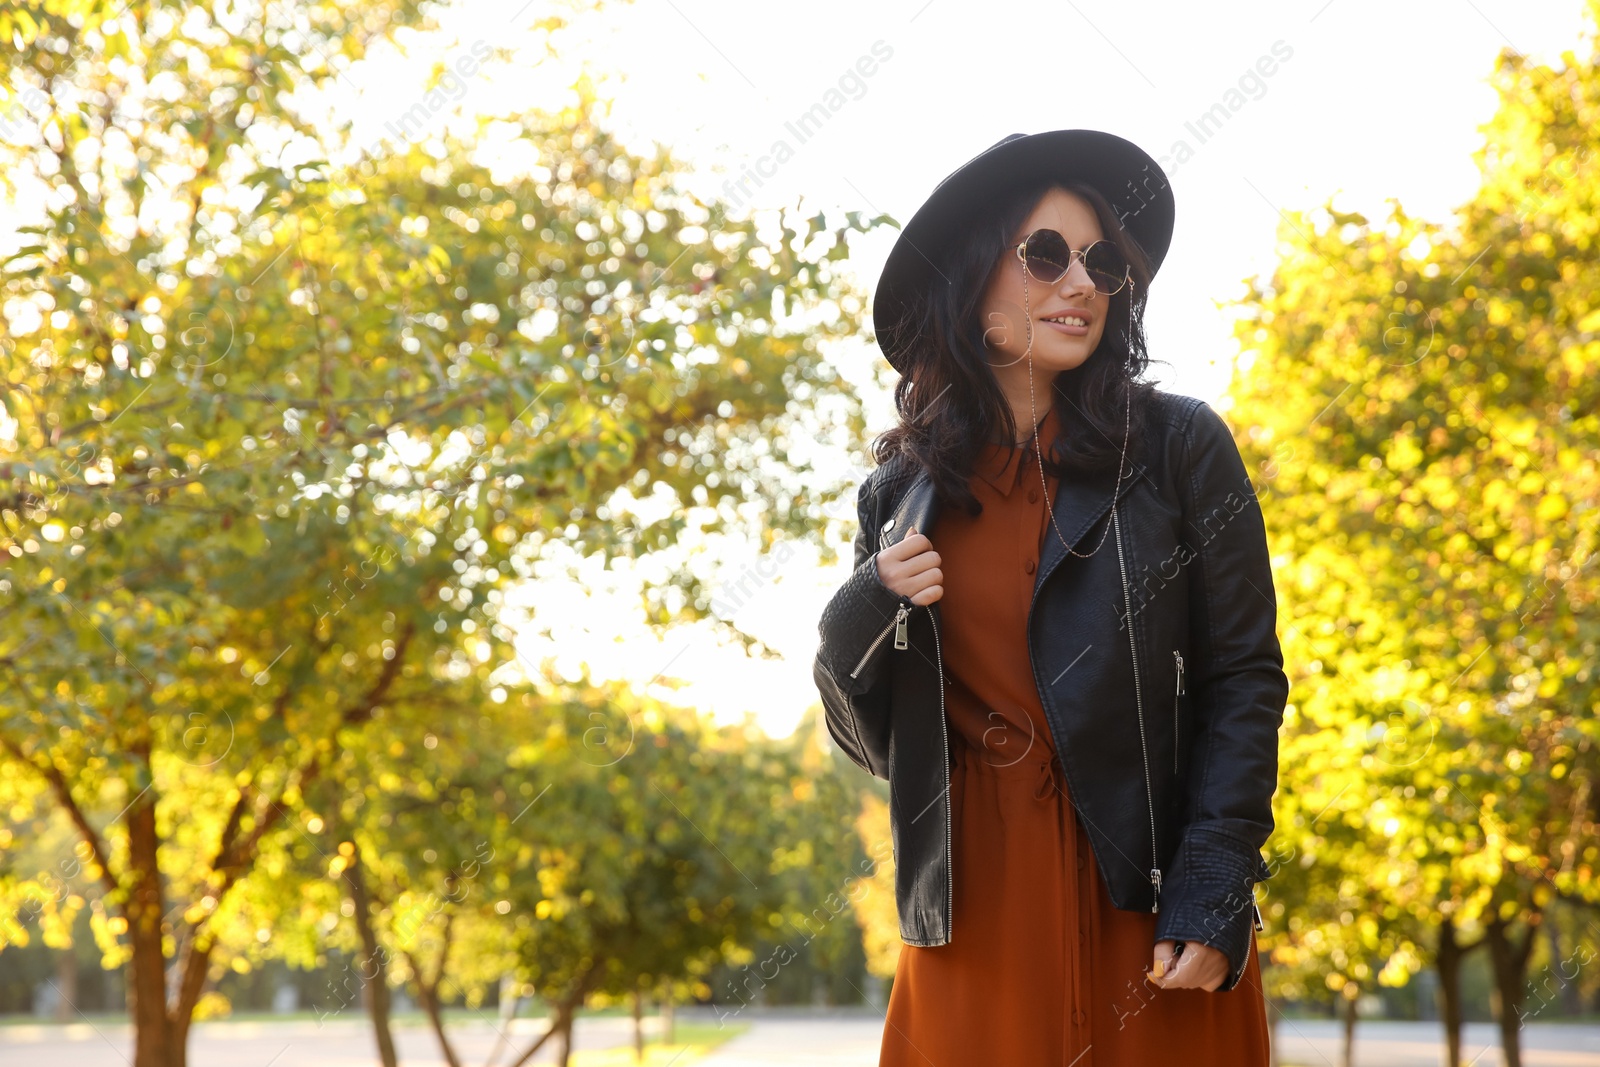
[[0, 730, 120, 900], [501, 963, 599, 1067], [341, 618, 416, 726], [405, 906, 462, 1067]]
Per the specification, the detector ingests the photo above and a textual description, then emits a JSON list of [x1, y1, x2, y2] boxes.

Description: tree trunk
[[54, 947, 78, 1023], [557, 1006, 576, 1067], [1486, 910, 1544, 1067], [1547, 916, 1582, 1016], [345, 841, 401, 1067], [168, 926, 224, 1063], [405, 906, 464, 1067], [632, 989, 644, 1061], [1436, 918, 1468, 1067], [126, 781, 176, 1067], [1267, 995, 1279, 1067], [503, 962, 600, 1067], [416, 973, 463, 1067], [662, 991, 674, 1044], [1339, 985, 1358, 1067], [502, 1005, 564, 1067]]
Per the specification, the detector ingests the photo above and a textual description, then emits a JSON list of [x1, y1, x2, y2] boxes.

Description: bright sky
[[14, 1, 1593, 737], [414, 0, 1594, 738]]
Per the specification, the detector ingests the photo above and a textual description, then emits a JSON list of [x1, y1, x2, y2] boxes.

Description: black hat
[[871, 129, 1174, 374]]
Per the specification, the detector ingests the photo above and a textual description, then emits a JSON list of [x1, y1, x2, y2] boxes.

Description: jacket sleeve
[[813, 476, 911, 781], [1153, 400, 1289, 991]]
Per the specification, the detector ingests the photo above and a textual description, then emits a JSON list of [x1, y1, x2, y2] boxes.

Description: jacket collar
[[879, 443, 1150, 583]]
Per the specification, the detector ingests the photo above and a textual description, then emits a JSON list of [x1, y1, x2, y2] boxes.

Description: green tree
[[481, 681, 821, 1067], [699, 706, 875, 1018], [0, 4, 886, 1067]]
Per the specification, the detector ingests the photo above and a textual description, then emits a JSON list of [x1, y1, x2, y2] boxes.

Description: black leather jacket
[[813, 390, 1288, 991]]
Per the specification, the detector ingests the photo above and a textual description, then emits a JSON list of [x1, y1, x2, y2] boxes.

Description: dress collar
[[975, 403, 1061, 498]]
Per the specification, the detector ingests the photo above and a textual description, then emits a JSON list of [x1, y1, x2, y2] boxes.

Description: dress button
[[1077, 854, 1085, 870], [1073, 1010, 1087, 1025], [1025, 559, 1036, 574], [1028, 488, 1039, 503]]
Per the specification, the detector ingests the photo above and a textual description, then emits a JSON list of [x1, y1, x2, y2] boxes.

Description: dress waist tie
[[1033, 755, 1059, 801]]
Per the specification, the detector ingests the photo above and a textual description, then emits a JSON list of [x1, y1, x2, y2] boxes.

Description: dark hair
[[871, 178, 1161, 518]]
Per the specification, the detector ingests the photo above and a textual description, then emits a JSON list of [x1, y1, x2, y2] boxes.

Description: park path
[[7, 1011, 1600, 1065], [684, 1009, 1600, 1067], [0, 1015, 640, 1065]]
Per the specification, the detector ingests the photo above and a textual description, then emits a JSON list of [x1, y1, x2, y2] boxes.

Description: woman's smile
[[1038, 307, 1094, 336]]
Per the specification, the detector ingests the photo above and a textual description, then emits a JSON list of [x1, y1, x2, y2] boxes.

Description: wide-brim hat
[[872, 129, 1175, 374]]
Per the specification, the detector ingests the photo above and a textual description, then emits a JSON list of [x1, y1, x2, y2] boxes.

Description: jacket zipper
[[1232, 923, 1253, 987], [1173, 650, 1185, 775], [846, 595, 953, 939], [928, 604, 953, 939], [1232, 900, 1265, 988], [1113, 503, 1161, 913], [849, 601, 910, 680]]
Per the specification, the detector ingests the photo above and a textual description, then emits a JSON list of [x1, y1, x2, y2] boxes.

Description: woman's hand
[[1146, 939, 1228, 992], [875, 525, 944, 606]]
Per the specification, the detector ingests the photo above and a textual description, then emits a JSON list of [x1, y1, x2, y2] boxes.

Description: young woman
[[813, 130, 1288, 1064]]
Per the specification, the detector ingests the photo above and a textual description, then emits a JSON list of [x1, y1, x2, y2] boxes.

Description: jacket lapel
[[879, 464, 939, 552], [1036, 455, 1150, 587]]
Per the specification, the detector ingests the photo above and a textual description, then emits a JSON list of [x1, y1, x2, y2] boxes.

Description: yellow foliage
[[192, 991, 232, 1020], [850, 791, 901, 980]]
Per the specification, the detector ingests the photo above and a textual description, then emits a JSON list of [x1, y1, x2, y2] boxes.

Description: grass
[[568, 1021, 749, 1066]]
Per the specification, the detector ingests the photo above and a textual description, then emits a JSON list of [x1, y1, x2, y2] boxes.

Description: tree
[[1227, 5, 1600, 1065], [0, 3, 887, 1065], [480, 680, 822, 1067]]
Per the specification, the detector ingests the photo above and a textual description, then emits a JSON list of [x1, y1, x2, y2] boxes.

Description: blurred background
[[2, 1, 1598, 1064]]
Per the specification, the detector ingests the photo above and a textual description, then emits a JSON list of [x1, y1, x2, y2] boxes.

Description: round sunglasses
[[1013, 229, 1131, 296]]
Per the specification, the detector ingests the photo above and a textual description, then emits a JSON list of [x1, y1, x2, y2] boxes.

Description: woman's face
[[978, 187, 1110, 374]]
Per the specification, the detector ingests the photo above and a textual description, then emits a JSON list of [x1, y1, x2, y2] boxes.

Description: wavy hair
[[871, 178, 1161, 518]]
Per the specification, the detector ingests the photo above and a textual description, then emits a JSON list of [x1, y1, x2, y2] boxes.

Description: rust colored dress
[[879, 402, 1270, 1066]]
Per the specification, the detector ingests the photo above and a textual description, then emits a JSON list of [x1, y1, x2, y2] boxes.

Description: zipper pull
[[1173, 650, 1183, 775], [1252, 900, 1265, 933], [893, 603, 910, 650], [1150, 867, 1162, 913]]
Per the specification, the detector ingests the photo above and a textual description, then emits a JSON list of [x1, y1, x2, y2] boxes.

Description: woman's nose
[[1056, 258, 1096, 298]]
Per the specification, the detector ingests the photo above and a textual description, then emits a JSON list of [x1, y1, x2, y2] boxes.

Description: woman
[[812, 130, 1288, 1064]]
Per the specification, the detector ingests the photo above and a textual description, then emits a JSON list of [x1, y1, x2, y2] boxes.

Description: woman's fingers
[[1147, 940, 1227, 991], [1147, 940, 1180, 984], [886, 527, 932, 562], [899, 566, 942, 603], [884, 551, 941, 582], [877, 524, 944, 602], [901, 568, 943, 602]]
